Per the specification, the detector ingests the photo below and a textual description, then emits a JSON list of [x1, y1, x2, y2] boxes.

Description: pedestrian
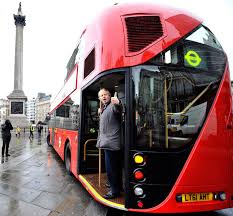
[[15, 125, 21, 137], [96, 88, 123, 199], [1, 119, 13, 157], [29, 123, 34, 139], [37, 122, 43, 137]]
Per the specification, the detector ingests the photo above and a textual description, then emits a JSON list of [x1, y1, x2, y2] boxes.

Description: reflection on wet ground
[[0, 133, 232, 216]]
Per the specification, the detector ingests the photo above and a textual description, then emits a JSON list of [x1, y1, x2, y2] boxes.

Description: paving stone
[[32, 191, 64, 210], [0, 182, 42, 203], [0, 193, 50, 216]]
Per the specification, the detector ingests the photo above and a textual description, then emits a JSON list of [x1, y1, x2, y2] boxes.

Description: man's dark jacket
[[97, 103, 122, 151], [1, 120, 13, 139]]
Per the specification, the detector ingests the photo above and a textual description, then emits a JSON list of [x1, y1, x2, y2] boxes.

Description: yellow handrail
[[83, 138, 102, 187], [83, 139, 97, 161], [167, 82, 212, 116]]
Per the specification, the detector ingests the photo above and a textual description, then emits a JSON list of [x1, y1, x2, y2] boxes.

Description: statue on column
[[18, 2, 22, 15]]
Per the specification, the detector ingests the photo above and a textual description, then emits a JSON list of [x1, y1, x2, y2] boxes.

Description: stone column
[[7, 2, 28, 128], [14, 11, 25, 91]]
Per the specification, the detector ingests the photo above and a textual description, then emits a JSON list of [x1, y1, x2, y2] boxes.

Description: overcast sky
[[0, 0, 233, 100]]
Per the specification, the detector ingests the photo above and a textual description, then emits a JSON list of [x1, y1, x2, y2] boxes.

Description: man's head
[[98, 88, 111, 105]]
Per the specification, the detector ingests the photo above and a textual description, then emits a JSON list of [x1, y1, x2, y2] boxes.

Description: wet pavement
[[0, 133, 232, 216]]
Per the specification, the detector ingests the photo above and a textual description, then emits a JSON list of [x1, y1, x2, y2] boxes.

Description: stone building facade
[[35, 94, 51, 124], [0, 99, 9, 124], [26, 98, 36, 123]]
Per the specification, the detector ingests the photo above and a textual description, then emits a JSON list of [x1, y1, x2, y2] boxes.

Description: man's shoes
[[103, 191, 120, 199], [6, 154, 10, 157]]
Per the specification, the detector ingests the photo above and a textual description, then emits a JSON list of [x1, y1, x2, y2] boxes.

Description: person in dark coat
[[37, 122, 43, 138], [1, 119, 13, 157], [96, 88, 122, 199]]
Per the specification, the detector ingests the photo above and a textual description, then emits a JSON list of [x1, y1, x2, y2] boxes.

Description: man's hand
[[98, 108, 103, 115], [111, 97, 120, 105]]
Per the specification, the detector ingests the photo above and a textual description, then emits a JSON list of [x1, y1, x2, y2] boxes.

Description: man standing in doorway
[[97, 88, 122, 199]]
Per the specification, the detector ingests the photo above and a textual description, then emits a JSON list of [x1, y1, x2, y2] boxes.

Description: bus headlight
[[134, 154, 144, 164], [134, 169, 145, 181], [137, 200, 144, 208], [134, 187, 144, 196]]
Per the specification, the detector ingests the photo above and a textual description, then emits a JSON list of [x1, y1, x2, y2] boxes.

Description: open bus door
[[78, 71, 126, 206]]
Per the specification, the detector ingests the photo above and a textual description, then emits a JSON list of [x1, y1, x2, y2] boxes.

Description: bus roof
[[77, 3, 202, 85], [51, 3, 202, 112]]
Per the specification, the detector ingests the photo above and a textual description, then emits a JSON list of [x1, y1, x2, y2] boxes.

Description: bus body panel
[[53, 128, 64, 159], [52, 128, 79, 177], [175, 64, 232, 192], [129, 186, 229, 213], [127, 64, 233, 213]]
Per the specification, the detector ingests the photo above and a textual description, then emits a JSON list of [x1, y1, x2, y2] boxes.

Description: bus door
[[79, 71, 126, 198], [80, 95, 99, 173]]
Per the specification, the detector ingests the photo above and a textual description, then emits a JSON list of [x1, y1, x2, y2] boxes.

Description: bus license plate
[[182, 192, 213, 202]]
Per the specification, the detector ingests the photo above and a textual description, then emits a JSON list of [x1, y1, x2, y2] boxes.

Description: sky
[[0, 0, 233, 100]]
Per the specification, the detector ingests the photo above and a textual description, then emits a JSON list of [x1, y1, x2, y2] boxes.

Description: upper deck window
[[150, 25, 226, 75], [185, 26, 222, 51], [84, 48, 95, 78]]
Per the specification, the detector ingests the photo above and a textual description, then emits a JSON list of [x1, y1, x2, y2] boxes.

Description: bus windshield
[[132, 25, 226, 150]]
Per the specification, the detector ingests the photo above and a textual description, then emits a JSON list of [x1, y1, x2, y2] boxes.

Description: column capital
[[14, 14, 26, 26]]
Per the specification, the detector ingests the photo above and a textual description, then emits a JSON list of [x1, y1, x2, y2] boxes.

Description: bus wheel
[[65, 143, 71, 175], [47, 134, 51, 146]]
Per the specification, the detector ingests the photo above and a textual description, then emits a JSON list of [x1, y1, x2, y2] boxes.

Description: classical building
[[35, 93, 51, 124], [0, 99, 10, 124]]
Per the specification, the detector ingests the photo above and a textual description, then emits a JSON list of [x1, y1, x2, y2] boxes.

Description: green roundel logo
[[184, 50, 202, 67]]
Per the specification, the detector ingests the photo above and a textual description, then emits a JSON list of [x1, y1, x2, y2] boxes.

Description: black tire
[[64, 143, 72, 175], [47, 134, 51, 146]]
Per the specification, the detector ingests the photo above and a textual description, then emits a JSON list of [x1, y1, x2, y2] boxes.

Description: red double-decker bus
[[47, 3, 233, 213]]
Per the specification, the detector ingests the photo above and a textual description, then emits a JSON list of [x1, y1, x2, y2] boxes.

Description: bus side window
[[85, 100, 99, 135]]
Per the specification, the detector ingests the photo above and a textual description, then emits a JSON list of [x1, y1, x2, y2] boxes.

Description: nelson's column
[[7, 2, 28, 128]]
